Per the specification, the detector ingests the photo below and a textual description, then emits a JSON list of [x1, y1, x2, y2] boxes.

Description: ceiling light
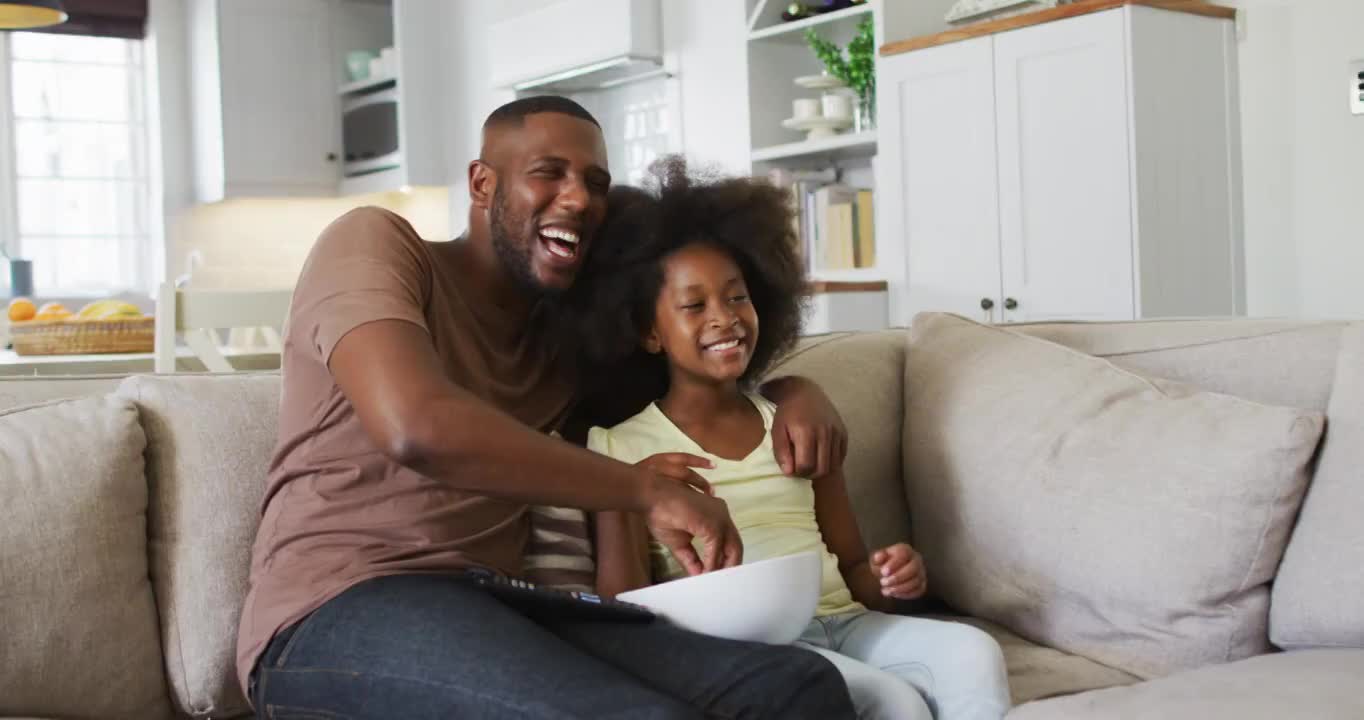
[[0, 0, 68, 30]]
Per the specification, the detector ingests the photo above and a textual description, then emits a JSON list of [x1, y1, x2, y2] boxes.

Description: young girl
[[576, 159, 1011, 720]]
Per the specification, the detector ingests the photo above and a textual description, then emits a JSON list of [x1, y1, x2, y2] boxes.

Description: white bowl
[[617, 551, 821, 645]]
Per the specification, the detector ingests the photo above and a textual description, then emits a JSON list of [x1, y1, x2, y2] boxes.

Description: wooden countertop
[[881, 0, 1235, 56], [808, 280, 888, 294], [0, 347, 280, 376]]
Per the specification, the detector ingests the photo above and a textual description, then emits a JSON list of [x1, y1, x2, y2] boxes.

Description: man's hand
[[766, 377, 847, 478], [869, 543, 927, 600], [635, 453, 715, 496], [638, 460, 742, 576]]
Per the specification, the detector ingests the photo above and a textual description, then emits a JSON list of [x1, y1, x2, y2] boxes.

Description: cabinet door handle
[[1004, 297, 1018, 311], [326, 152, 338, 162], [980, 298, 995, 310]]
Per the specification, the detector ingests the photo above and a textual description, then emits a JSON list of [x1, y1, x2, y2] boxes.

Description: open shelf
[[751, 130, 876, 164], [338, 74, 397, 96], [749, 4, 873, 43]]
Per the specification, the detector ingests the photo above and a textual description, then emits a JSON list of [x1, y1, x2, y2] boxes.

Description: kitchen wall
[[1227, 0, 1298, 316], [442, 0, 751, 235], [1206, 0, 1364, 318], [1225, 0, 1364, 319], [166, 187, 449, 289]]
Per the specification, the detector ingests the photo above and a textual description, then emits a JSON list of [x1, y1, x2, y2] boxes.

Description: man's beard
[[489, 185, 564, 298]]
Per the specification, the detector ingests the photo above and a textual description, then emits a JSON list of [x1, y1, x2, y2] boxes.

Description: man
[[237, 96, 857, 719]]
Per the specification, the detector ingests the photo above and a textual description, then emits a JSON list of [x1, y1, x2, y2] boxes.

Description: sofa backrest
[[1269, 322, 1364, 651], [1011, 318, 1348, 412], [0, 373, 127, 411], [768, 330, 913, 553]]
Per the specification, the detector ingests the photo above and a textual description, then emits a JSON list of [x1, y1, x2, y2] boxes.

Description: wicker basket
[[9, 316, 155, 356]]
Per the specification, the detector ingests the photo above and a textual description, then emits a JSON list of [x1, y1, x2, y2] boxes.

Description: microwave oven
[[341, 87, 400, 177]]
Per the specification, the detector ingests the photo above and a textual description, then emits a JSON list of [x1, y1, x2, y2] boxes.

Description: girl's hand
[[870, 543, 927, 600]]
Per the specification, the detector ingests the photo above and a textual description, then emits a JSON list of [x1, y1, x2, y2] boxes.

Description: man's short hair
[[483, 95, 601, 130]]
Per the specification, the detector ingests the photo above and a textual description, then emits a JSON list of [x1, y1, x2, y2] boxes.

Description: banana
[[76, 299, 144, 320]]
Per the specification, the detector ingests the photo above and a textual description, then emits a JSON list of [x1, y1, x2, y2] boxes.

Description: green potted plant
[[805, 16, 876, 131]]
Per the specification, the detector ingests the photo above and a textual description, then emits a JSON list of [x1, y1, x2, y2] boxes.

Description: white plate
[[781, 115, 854, 140], [795, 73, 847, 90], [782, 116, 853, 131], [616, 551, 822, 644]]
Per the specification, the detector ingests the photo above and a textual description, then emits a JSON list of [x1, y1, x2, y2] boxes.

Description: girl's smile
[[645, 243, 760, 385]]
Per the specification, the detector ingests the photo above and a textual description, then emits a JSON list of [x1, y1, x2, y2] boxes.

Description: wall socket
[[1353, 60, 1364, 116]]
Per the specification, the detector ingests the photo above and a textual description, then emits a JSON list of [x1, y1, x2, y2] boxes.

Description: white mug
[[821, 93, 852, 121], [793, 98, 821, 120]]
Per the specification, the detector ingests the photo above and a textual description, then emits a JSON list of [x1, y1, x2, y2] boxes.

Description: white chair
[[154, 282, 293, 373]]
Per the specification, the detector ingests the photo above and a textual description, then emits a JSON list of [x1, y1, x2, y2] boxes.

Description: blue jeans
[[250, 573, 856, 719], [796, 611, 1011, 720]]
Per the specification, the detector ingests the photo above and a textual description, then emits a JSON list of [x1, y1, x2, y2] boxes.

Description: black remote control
[[463, 568, 656, 624]]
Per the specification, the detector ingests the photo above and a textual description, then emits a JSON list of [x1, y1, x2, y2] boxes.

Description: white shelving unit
[[748, 3, 874, 42], [743, 1, 889, 333], [337, 74, 397, 96], [333, 0, 449, 196], [750, 129, 877, 164]]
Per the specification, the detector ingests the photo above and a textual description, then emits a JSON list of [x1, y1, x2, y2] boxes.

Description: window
[[1, 31, 151, 296]]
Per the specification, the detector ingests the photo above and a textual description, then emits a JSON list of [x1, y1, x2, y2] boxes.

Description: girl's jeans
[[796, 610, 1011, 720]]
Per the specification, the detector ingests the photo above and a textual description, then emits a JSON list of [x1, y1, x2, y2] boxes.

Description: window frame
[[0, 33, 19, 263], [0, 30, 155, 297]]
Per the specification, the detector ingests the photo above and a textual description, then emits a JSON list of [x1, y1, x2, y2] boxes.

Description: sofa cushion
[[1007, 649, 1364, 719], [932, 615, 1140, 706], [1272, 323, 1364, 649], [116, 374, 280, 718], [904, 313, 1324, 679], [0, 396, 174, 719], [768, 330, 911, 551]]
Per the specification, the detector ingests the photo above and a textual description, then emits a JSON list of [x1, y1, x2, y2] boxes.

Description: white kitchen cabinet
[[189, 0, 342, 203], [877, 4, 1244, 325], [338, 0, 449, 195], [876, 34, 1001, 326]]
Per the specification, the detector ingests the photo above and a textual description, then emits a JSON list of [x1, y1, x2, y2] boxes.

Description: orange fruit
[[34, 302, 72, 321], [7, 297, 36, 322]]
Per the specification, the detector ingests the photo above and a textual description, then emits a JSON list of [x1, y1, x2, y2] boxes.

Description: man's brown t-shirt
[[235, 207, 575, 693]]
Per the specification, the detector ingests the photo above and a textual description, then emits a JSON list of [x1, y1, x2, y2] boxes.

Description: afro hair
[[572, 155, 808, 393]]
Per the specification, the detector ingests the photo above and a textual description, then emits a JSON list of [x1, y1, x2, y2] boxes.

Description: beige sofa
[[2, 316, 1361, 719]]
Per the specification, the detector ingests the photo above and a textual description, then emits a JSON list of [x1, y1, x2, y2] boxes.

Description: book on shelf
[[768, 168, 876, 274]]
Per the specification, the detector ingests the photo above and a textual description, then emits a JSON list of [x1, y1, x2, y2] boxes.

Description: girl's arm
[[813, 467, 894, 613], [593, 510, 654, 599]]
